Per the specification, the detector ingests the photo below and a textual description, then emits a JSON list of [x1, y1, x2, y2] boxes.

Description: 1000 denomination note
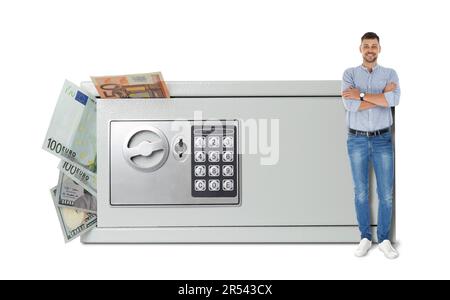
[[43, 80, 97, 175], [51, 186, 97, 243], [91, 72, 170, 98], [56, 172, 97, 213], [58, 159, 97, 196]]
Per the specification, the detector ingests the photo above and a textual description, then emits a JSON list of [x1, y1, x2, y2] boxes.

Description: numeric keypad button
[[208, 151, 220, 162], [194, 151, 206, 162], [222, 136, 234, 148], [208, 179, 220, 191], [194, 165, 206, 177], [208, 165, 220, 177], [223, 151, 234, 162], [208, 136, 220, 148], [222, 165, 234, 177], [194, 136, 206, 148], [194, 180, 206, 191], [222, 179, 234, 191]]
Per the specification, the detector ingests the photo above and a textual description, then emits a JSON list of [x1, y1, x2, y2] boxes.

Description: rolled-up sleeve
[[384, 69, 401, 107], [341, 68, 361, 112]]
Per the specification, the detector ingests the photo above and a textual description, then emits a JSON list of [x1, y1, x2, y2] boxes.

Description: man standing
[[341, 32, 400, 259]]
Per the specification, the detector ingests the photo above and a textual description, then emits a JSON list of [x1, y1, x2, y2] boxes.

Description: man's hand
[[342, 87, 360, 100], [383, 82, 397, 93]]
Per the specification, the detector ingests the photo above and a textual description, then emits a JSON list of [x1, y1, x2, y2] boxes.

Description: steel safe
[[80, 81, 395, 243]]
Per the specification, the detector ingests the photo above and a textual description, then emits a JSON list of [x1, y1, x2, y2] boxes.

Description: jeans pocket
[[347, 132, 358, 139], [347, 134, 365, 152], [380, 132, 392, 141], [375, 133, 393, 149]]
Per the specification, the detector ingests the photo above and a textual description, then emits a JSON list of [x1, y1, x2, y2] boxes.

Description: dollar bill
[[56, 172, 97, 213], [43, 80, 97, 177], [51, 186, 97, 243], [58, 159, 97, 196], [91, 72, 170, 98]]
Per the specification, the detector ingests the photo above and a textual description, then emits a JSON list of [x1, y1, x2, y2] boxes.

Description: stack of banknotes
[[43, 73, 170, 242]]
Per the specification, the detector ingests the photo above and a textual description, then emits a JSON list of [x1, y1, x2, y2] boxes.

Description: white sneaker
[[378, 240, 399, 259], [354, 238, 372, 257]]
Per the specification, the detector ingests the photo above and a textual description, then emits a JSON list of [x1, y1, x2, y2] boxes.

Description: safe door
[[110, 120, 240, 206]]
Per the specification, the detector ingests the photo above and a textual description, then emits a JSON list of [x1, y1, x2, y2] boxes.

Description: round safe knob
[[123, 127, 169, 172]]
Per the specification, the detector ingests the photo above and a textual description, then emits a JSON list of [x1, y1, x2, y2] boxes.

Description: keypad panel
[[191, 124, 238, 197]]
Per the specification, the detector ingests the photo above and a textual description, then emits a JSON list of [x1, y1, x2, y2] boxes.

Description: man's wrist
[[359, 92, 365, 101]]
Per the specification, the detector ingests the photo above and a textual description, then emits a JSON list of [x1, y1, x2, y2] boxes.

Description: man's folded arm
[[359, 101, 377, 110], [341, 69, 361, 112], [364, 70, 400, 107], [383, 70, 401, 107]]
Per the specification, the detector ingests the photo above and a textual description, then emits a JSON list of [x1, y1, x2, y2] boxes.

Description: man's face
[[360, 38, 380, 64]]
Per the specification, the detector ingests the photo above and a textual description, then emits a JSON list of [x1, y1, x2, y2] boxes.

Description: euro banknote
[[51, 186, 97, 243], [91, 72, 170, 98], [43, 80, 97, 178], [58, 159, 97, 196]]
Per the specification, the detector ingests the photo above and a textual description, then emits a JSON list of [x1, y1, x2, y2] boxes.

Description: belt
[[348, 127, 390, 137]]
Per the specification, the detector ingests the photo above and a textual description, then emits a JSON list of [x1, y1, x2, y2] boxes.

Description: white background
[[0, 0, 449, 280]]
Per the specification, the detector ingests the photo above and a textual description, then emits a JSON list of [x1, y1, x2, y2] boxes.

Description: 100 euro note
[[51, 186, 97, 243], [56, 172, 97, 214], [91, 72, 170, 98], [43, 80, 97, 181], [58, 159, 97, 196]]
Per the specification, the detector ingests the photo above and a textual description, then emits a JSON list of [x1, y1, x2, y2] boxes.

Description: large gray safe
[[80, 81, 395, 243]]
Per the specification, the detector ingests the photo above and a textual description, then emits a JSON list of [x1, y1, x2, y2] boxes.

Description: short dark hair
[[361, 32, 380, 43]]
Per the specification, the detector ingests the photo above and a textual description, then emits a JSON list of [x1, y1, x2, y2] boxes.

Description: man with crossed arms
[[341, 32, 400, 259]]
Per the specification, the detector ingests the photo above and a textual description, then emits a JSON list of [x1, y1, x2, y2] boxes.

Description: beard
[[364, 53, 378, 63]]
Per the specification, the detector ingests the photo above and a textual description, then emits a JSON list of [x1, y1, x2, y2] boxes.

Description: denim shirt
[[341, 64, 400, 131]]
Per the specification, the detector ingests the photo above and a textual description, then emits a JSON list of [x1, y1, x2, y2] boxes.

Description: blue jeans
[[347, 130, 394, 242]]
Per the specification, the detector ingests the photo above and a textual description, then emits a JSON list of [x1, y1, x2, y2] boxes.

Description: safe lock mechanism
[[172, 137, 188, 161], [110, 120, 240, 206], [123, 127, 169, 172], [191, 124, 238, 198]]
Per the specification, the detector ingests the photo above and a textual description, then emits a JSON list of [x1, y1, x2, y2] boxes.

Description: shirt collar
[[361, 63, 380, 72]]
